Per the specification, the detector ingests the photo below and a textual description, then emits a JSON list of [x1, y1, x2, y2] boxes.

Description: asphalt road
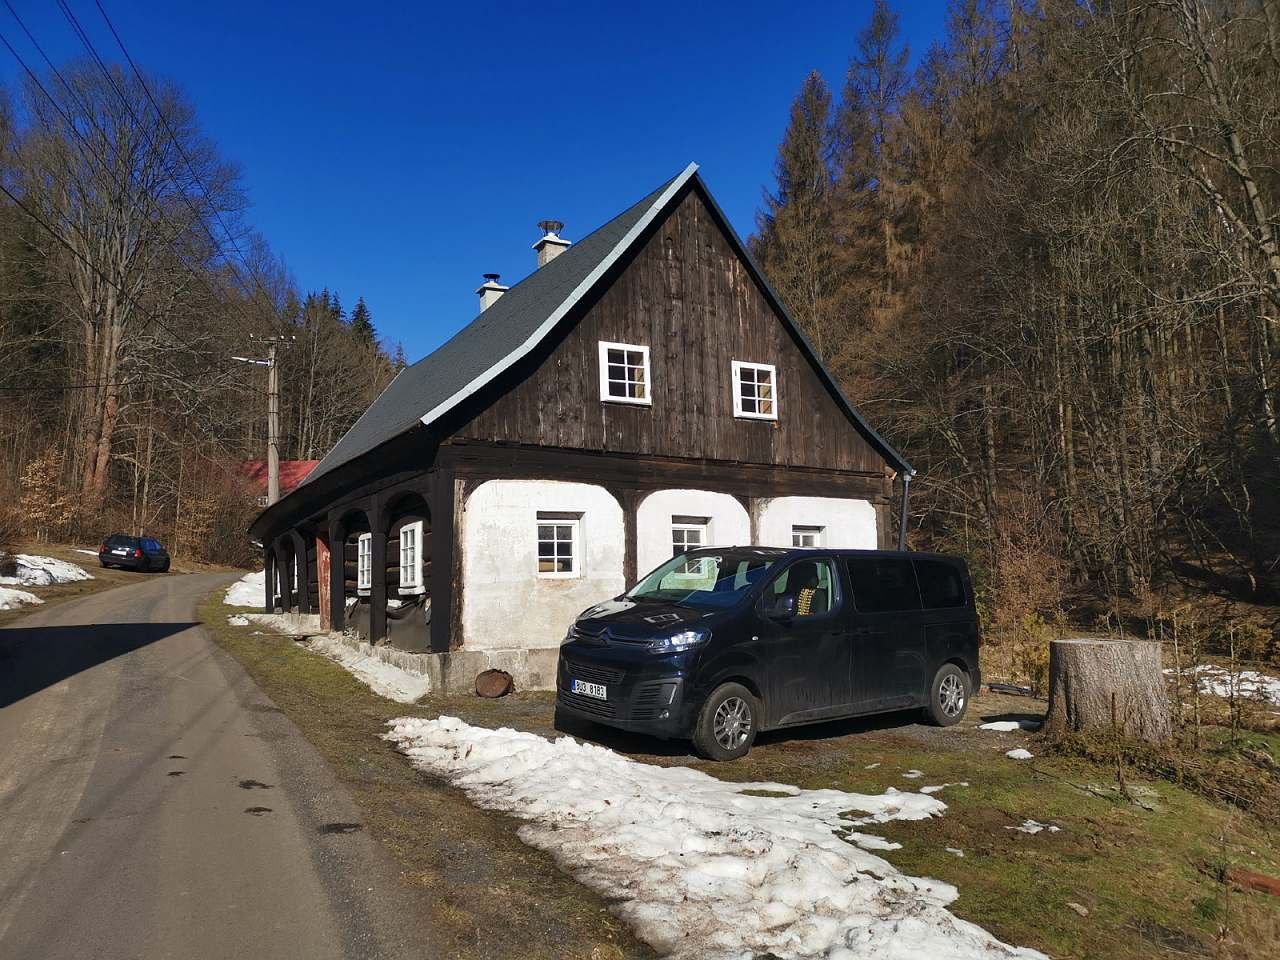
[[0, 573, 434, 960]]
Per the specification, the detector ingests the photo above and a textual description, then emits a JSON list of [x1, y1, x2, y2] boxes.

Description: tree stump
[[1044, 638, 1171, 742]]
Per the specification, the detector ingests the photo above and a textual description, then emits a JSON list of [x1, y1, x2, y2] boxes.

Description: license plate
[[571, 679, 607, 700], [112, 549, 128, 556]]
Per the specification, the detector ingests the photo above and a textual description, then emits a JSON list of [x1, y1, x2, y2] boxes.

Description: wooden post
[[290, 529, 309, 613], [370, 495, 388, 644], [263, 547, 274, 613], [327, 516, 345, 631], [316, 532, 331, 631], [1044, 638, 1172, 742]]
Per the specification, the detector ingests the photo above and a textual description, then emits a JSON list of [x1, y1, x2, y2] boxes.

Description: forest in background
[[752, 0, 1280, 678], [0, 55, 400, 567]]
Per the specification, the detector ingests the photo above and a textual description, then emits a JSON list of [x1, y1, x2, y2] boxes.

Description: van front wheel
[[692, 683, 758, 761], [926, 663, 970, 726]]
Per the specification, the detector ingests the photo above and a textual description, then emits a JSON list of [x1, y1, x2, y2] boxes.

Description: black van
[[556, 547, 980, 760]]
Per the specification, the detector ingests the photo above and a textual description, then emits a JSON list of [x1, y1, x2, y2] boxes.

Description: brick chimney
[[476, 273, 508, 311], [533, 220, 571, 268]]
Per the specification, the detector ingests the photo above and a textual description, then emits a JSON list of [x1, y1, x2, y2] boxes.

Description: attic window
[[598, 341, 651, 405], [732, 361, 777, 420]]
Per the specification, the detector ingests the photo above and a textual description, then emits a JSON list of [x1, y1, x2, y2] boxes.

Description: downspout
[[897, 471, 914, 551]]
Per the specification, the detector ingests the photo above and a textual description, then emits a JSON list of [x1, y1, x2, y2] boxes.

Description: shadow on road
[[0, 622, 196, 709]]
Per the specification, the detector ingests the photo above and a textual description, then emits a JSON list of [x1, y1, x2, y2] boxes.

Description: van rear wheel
[[926, 663, 970, 726], [692, 683, 758, 761]]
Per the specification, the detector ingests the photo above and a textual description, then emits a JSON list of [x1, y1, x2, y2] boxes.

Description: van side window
[[845, 557, 921, 613], [914, 558, 965, 608], [766, 559, 838, 617]]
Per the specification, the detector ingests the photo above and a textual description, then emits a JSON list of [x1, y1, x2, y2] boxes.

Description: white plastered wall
[[461, 480, 625, 651], [636, 489, 751, 578], [757, 496, 878, 549]]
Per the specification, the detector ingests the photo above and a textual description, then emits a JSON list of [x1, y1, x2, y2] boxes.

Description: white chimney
[[476, 272, 508, 311], [533, 219, 571, 268]]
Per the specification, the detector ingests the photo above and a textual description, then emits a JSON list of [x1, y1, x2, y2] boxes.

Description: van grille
[[562, 659, 624, 685], [630, 682, 665, 721]]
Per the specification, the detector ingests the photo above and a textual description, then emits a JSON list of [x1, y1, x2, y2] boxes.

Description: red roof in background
[[240, 460, 320, 496]]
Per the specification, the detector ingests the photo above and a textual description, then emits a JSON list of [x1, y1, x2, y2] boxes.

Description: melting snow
[[0, 586, 43, 610], [902, 769, 925, 779], [979, 720, 1041, 732], [224, 570, 265, 606], [921, 782, 970, 795], [946, 847, 965, 858], [385, 716, 1048, 960], [0, 554, 92, 587], [227, 614, 250, 626], [1168, 665, 1280, 706], [306, 636, 429, 703], [1006, 820, 1060, 835], [1005, 748, 1034, 760]]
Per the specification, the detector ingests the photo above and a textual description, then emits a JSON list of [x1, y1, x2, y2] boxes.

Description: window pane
[[846, 558, 921, 613], [768, 560, 835, 617], [915, 559, 965, 608]]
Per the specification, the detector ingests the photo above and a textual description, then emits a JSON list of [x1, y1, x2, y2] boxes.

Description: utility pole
[[232, 334, 294, 506]]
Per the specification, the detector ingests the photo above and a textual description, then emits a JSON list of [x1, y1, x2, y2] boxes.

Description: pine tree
[[751, 70, 841, 360], [350, 297, 375, 346]]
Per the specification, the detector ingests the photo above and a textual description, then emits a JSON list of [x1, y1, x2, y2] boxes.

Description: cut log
[[475, 669, 513, 699], [1044, 638, 1172, 742]]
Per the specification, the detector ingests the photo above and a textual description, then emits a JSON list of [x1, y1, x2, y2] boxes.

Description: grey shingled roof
[[302, 167, 690, 487]]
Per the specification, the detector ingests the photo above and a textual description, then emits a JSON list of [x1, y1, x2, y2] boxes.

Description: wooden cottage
[[249, 163, 914, 688]]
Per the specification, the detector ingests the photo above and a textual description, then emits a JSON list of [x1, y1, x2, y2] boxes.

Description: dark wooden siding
[[455, 188, 890, 475]]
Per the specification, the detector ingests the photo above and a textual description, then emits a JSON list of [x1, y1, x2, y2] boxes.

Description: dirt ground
[[208, 598, 1280, 960]]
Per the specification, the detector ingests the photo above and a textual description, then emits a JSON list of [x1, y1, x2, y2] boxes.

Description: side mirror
[[765, 594, 797, 621]]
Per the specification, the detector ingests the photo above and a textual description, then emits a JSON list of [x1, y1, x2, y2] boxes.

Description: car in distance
[[99, 534, 171, 573], [556, 547, 979, 760]]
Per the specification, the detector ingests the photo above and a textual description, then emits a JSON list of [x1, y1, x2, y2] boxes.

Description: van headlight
[[649, 629, 709, 653]]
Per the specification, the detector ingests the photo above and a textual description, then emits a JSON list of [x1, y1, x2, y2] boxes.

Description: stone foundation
[[323, 632, 559, 696]]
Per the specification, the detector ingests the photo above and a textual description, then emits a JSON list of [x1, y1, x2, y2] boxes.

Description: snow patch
[[979, 720, 1041, 732], [223, 570, 264, 607], [0, 586, 43, 610], [1005, 748, 1034, 761], [306, 635, 429, 704], [74, 548, 99, 556], [227, 615, 250, 626], [1168, 665, 1280, 706], [385, 716, 1047, 960], [921, 782, 970, 795], [0, 554, 93, 587], [902, 769, 925, 779], [946, 847, 965, 858], [1006, 820, 1060, 835]]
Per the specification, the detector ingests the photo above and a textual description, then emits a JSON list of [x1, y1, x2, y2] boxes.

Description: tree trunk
[[1044, 639, 1172, 742]]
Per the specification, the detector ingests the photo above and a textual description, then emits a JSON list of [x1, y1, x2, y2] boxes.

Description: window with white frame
[[671, 517, 709, 556], [732, 360, 778, 420], [792, 525, 824, 548], [399, 520, 424, 594], [536, 514, 579, 578], [672, 517, 710, 576], [598, 341, 651, 404], [356, 532, 372, 593]]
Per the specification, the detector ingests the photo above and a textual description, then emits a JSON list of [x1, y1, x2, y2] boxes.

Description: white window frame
[[792, 524, 825, 548], [536, 517, 580, 579], [398, 520, 425, 595], [671, 519, 709, 556], [732, 360, 778, 420], [356, 532, 372, 594], [598, 340, 652, 406]]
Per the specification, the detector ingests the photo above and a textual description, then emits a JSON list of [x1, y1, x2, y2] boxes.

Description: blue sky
[[0, 1, 947, 360]]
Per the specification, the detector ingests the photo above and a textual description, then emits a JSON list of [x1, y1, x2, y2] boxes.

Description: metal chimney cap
[[482, 272, 502, 283], [537, 219, 564, 236]]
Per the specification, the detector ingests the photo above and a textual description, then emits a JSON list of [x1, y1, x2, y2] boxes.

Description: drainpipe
[[897, 472, 914, 551]]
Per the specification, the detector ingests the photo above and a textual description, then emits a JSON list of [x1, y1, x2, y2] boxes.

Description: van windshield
[[626, 551, 780, 610]]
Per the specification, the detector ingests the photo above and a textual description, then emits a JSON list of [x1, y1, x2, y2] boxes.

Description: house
[[240, 460, 321, 507], [248, 163, 914, 689]]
